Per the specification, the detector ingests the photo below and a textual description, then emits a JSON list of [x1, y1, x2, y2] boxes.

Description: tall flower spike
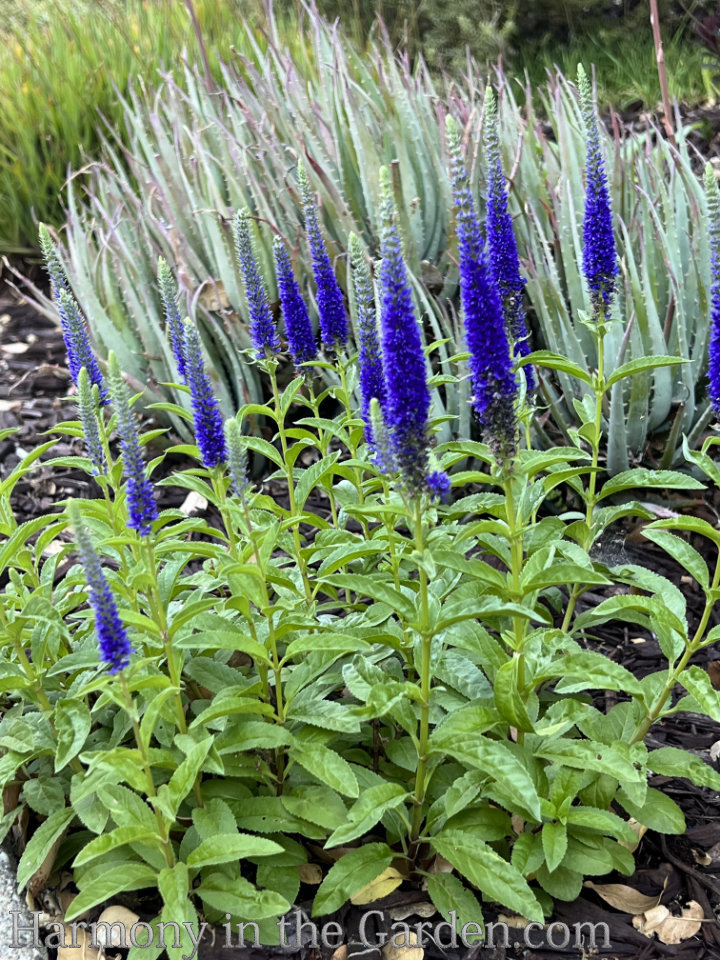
[[68, 501, 132, 674], [369, 398, 396, 476], [706, 164, 720, 416], [349, 233, 386, 447], [183, 319, 227, 469], [39, 224, 70, 297], [107, 352, 158, 536], [447, 115, 517, 462], [378, 167, 448, 498], [272, 236, 317, 368], [578, 65, 619, 319], [298, 159, 348, 349], [57, 288, 109, 405], [225, 417, 250, 500], [77, 367, 105, 475], [158, 257, 186, 383], [234, 209, 281, 358], [483, 89, 534, 390]]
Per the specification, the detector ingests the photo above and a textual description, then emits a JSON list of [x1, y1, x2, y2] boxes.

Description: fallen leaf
[[298, 863, 323, 884], [692, 849, 713, 866], [619, 818, 648, 852], [708, 661, 720, 691], [511, 814, 525, 835], [351, 866, 403, 904], [57, 927, 100, 960], [0, 341, 29, 354], [633, 901, 704, 945], [382, 930, 423, 960], [28, 834, 64, 896], [388, 902, 436, 921], [0, 399, 20, 412], [427, 854, 453, 874], [332, 946, 347, 960], [656, 902, 704, 945], [585, 880, 663, 914], [498, 914, 536, 929], [95, 905, 140, 946], [634, 904, 670, 937]]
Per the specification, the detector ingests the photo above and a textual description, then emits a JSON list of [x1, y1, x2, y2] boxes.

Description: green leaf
[[431, 830, 543, 922], [617, 786, 686, 834], [534, 740, 643, 782], [326, 783, 409, 847], [606, 356, 685, 388], [154, 738, 211, 819], [23, 778, 65, 817], [640, 529, 709, 589], [291, 743, 359, 798], [76, 825, 162, 869], [187, 833, 284, 868], [429, 735, 541, 821], [295, 452, 341, 510], [17, 807, 75, 890], [541, 821, 568, 873], [494, 656, 534, 733], [196, 872, 291, 921], [158, 863, 199, 960], [321, 574, 416, 621], [426, 874, 484, 940], [679, 666, 720, 723], [598, 469, 704, 500], [648, 746, 720, 790], [565, 807, 638, 845], [284, 632, 370, 660], [54, 698, 92, 772], [312, 843, 395, 916], [524, 350, 593, 385], [549, 651, 643, 698], [65, 862, 157, 921]]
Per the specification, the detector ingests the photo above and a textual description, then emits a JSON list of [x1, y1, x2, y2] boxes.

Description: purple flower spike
[[706, 165, 720, 416], [234, 209, 281, 358], [39, 224, 70, 298], [447, 115, 517, 462], [349, 233, 386, 448], [183, 319, 227, 469], [107, 352, 158, 536], [56, 289, 109, 405], [158, 257, 186, 383], [578, 65, 619, 320], [483, 89, 534, 390], [272, 237, 317, 368], [378, 168, 449, 498], [68, 501, 132, 674], [298, 160, 348, 350]]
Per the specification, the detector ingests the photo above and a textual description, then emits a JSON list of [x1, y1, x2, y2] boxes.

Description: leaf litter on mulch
[[3, 295, 720, 958]]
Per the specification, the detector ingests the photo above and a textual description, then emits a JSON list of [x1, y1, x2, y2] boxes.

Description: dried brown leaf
[[585, 880, 663, 914]]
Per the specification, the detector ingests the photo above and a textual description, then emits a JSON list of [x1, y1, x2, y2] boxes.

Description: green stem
[[410, 498, 432, 844], [561, 324, 607, 634], [141, 536, 203, 807], [632, 552, 720, 745], [119, 673, 174, 868], [269, 367, 313, 605]]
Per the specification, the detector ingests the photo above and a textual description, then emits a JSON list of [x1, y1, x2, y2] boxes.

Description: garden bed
[[3, 288, 720, 960]]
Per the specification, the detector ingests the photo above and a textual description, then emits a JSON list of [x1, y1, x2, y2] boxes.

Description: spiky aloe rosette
[[706, 164, 720, 417], [483, 89, 534, 391], [578, 65, 618, 320], [377, 167, 449, 499], [447, 115, 518, 463], [234, 209, 281, 358], [107, 352, 158, 536], [68, 501, 132, 674], [298, 159, 348, 351]]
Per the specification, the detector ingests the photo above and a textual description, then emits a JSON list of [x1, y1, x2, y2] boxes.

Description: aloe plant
[[19, 8, 712, 468]]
